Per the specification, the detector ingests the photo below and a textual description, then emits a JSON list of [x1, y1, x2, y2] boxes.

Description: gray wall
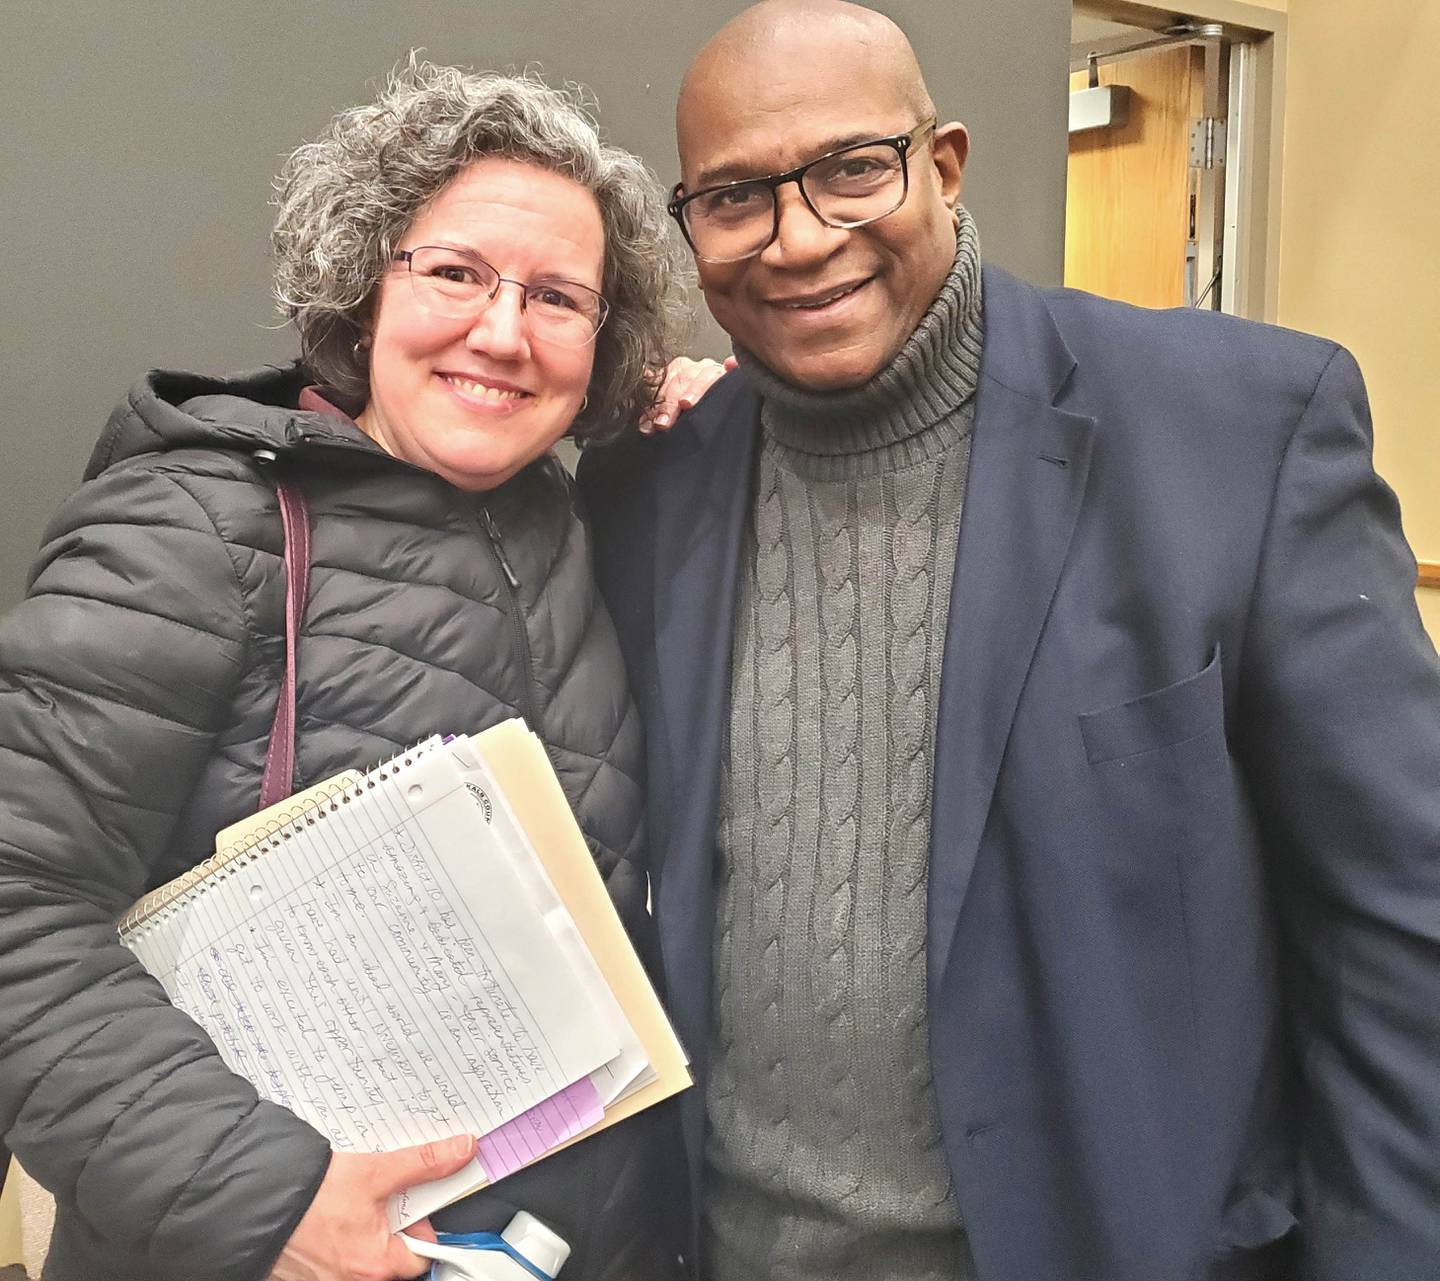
[[0, 0, 1068, 608]]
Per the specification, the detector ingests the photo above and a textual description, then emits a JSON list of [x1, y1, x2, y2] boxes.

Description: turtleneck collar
[[734, 206, 984, 474]]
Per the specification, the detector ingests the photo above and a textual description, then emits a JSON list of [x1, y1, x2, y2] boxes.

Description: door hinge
[[1189, 117, 1227, 169]]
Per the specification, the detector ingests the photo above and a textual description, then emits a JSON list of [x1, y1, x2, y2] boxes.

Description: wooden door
[[1065, 46, 1200, 308]]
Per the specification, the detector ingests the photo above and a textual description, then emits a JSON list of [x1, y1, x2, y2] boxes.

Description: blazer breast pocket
[[1078, 644, 1224, 764], [1074, 644, 1237, 1074]]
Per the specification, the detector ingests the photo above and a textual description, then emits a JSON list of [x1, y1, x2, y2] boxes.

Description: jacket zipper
[[478, 506, 520, 590], [287, 427, 544, 732], [471, 503, 542, 734]]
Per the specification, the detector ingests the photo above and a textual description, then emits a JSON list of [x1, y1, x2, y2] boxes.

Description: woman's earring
[[580, 395, 589, 412], [353, 335, 371, 358]]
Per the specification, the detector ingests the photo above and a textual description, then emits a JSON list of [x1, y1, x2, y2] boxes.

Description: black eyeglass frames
[[668, 117, 937, 264]]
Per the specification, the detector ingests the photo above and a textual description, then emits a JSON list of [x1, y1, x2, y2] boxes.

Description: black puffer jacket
[[0, 364, 679, 1281]]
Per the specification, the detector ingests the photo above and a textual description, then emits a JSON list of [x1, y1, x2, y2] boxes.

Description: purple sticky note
[[476, 1077, 605, 1181]]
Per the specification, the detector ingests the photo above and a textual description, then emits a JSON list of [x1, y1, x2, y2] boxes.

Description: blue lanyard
[[429, 1231, 554, 1281]]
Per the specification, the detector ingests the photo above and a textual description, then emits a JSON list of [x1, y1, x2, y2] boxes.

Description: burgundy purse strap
[[259, 479, 312, 810]]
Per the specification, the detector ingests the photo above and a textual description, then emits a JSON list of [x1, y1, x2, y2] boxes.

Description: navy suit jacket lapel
[[927, 268, 1095, 998], [645, 269, 1095, 1218], [650, 378, 761, 1167]]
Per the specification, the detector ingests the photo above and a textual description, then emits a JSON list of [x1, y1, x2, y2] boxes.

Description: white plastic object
[[501, 1212, 570, 1276], [400, 1211, 571, 1280]]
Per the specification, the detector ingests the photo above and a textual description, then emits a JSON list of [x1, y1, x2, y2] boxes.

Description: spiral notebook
[[119, 721, 688, 1226]]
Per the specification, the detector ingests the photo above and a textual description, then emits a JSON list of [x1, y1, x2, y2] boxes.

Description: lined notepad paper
[[120, 723, 689, 1226]]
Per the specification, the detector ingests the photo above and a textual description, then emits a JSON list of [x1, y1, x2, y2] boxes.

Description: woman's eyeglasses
[[393, 247, 610, 348]]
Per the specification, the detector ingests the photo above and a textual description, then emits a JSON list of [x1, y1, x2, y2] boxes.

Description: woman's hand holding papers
[[269, 1134, 478, 1281]]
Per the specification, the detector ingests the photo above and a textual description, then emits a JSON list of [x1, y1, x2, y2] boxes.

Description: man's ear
[[931, 121, 970, 211]]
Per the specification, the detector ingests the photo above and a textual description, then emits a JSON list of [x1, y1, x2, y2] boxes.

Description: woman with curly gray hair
[[0, 58, 721, 1281], [273, 58, 707, 451]]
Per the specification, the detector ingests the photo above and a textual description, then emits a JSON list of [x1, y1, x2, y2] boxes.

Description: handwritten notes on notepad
[[124, 736, 619, 1154], [120, 721, 691, 1226]]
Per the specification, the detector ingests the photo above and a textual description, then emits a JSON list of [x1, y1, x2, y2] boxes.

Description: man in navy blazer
[[578, 3, 1440, 1278]]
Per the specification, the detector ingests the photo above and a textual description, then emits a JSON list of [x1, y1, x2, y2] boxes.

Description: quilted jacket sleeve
[[0, 462, 331, 1279]]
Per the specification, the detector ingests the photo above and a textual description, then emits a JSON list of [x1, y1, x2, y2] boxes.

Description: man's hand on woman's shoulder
[[640, 356, 737, 434]]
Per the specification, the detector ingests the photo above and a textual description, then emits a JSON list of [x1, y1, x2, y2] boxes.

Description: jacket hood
[[85, 360, 379, 481]]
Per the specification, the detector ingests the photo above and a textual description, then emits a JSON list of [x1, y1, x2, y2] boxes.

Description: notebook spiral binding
[[118, 743, 433, 941]]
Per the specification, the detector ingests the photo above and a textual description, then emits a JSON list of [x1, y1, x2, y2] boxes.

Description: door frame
[[1072, 0, 1287, 322]]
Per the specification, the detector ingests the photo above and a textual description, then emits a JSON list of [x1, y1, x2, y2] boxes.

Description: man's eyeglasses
[[392, 246, 610, 348], [668, 118, 937, 264]]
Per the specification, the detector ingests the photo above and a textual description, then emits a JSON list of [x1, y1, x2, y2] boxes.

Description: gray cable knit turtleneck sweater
[[704, 212, 984, 1281]]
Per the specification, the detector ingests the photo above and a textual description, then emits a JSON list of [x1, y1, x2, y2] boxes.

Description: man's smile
[[768, 276, 872, 315]]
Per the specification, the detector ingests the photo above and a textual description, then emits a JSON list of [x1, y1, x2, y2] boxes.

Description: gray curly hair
[[271, 56, 690, 442]]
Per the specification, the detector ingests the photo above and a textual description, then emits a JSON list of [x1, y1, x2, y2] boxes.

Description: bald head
[[671, 0, 969, 390], [678, 0, 933, 160]]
